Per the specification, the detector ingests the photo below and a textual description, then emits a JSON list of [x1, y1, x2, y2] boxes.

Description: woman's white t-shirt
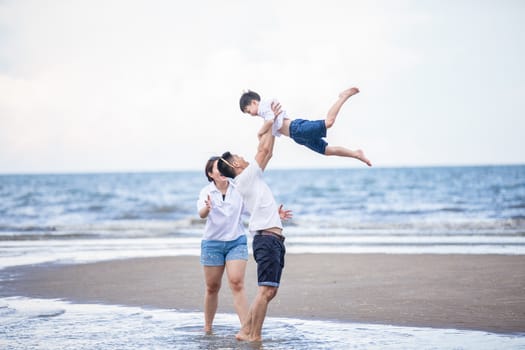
[[197, 181, 248, 241]]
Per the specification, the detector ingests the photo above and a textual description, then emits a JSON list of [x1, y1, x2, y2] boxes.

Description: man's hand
[[278, 204, 293, 221]]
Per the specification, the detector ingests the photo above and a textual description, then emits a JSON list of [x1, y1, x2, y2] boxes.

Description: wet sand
[[1, 254, 524, 334]]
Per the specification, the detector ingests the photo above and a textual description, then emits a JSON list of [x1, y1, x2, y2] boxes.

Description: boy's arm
[[254, 102, 281, 171], [257, 101, 276, 138]]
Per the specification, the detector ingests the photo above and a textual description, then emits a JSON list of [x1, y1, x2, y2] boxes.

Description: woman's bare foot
[[355, 149, 372, 167], [339, 87, 360, 99]]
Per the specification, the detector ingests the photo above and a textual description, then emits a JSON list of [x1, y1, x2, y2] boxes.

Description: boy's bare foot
[[339, 87, 360, 99], [355, 149, 372, 167]]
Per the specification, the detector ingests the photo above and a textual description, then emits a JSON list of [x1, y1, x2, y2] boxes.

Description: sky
[[0, 0, 524, 173]]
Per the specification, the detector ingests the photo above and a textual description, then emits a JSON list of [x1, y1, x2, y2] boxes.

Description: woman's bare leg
[[203, 265, 225, 333]]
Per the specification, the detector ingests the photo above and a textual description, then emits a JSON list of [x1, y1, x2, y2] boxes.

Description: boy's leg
[[325, 146, 372, 166], [325, 87, 360, 129]]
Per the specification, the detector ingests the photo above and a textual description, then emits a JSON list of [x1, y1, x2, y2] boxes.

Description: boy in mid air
[[240, 87, 372, 166]]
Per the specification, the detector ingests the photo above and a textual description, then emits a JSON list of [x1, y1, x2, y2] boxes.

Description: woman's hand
[[199, 194, 212, 218], [205, 194, 212, 210]]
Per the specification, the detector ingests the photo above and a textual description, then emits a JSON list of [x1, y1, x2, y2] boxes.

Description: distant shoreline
[[1, 163, 524, 176], [2, 253, 524, 334]]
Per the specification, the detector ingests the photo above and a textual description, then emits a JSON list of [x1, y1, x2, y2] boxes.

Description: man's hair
[[239, 90, 260, 112], [217, 152, 236, 178]]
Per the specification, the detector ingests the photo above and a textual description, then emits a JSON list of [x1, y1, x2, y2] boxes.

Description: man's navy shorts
[[289, 119, 328, 155], [253, 234, 286, 287]]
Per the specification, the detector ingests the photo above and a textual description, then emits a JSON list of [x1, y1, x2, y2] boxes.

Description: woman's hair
[[204, 156, 219, 182], [217, 152, 236, 178], [239, 90, 260, 112]]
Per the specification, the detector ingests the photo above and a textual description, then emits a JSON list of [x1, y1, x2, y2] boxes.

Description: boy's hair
[[239, 90, 260, 112], [217, 152, 236, 178]]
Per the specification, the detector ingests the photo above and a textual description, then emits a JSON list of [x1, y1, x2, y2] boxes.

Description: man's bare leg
[[325, 87, 360, 129], [325, 146, 372, 166], [235, 310, 252, 341], [236, 285, 278, 342]]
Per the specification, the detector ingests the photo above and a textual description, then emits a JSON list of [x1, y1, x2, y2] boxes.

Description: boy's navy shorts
[[252, 234, 286, 287], [289, 119, 328, 155]]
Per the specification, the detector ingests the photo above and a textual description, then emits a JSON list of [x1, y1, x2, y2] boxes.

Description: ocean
[[1, 165, 524, 349], [1, 165, 524, 268]]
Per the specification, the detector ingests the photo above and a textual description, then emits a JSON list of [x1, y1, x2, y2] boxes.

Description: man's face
[[244, 100, 259, 116], [232, 154, 248, 168]]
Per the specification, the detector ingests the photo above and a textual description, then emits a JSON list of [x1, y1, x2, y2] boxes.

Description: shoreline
[[1, 253, 524, 334]]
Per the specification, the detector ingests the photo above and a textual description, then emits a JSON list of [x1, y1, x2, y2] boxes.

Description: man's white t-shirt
[[233, 161, 283, 234], [258, 99, 288, 137], [196, 181, 248, 241]]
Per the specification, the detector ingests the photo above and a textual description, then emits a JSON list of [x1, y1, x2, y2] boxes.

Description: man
[[217, 103, 290, 342]]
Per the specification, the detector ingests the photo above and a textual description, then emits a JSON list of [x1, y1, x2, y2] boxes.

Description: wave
[[0, 225, 58, 233], [0, 219, 205, 241], [439, 207, 467, 213], [1, 298, 66, 319], [285, 218, 525, 236], [0, 233, 100, 241]]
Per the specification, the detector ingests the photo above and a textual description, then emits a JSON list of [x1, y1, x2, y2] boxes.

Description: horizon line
[[1, 162, 524, 176]]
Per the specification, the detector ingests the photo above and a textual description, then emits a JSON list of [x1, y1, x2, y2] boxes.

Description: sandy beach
[[1, 253, 524, 334]]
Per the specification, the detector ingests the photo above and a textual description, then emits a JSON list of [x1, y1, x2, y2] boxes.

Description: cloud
[[0, 0, 524, 173]]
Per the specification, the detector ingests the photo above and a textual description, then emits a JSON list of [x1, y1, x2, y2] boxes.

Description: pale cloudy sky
[[0, 0, 524, 173]]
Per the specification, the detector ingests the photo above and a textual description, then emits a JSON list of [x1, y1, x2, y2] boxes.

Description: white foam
[[1, 297, 523, 350]]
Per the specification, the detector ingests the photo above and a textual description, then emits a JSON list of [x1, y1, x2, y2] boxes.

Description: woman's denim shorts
[[200, 234, 248, 266]]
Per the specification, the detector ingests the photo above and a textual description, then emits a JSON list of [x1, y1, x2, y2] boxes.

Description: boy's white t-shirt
[[233, 161, 283, 234], [258, 99, 289, 137]]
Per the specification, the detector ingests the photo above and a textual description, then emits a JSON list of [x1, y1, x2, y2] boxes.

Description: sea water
[[1, 165, 524, 268], [1, 297, 524, 350], [1, 166, 525, 349]]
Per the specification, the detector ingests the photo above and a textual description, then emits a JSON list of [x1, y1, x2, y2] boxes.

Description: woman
[[197, 156, 250, 333]]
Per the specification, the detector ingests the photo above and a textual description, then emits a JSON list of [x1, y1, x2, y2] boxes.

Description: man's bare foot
[[355, 149, 372, 167], [339, 87, 360, 99], [235, 331, 250, 341]]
